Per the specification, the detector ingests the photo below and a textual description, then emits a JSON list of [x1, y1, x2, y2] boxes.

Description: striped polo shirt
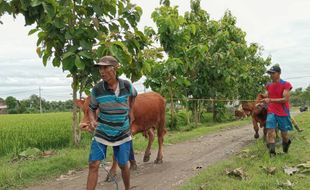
[[89, 78, 137, 146]]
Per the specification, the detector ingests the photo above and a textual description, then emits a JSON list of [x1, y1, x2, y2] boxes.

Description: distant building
[[0, 101, 7, 114]]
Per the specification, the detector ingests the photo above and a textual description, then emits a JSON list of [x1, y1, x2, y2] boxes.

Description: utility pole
[[39, 86, 42, 114]]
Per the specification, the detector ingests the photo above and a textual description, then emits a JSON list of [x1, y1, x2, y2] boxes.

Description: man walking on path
[[86, 56, 137, 190], [262, 64, 293, 156]]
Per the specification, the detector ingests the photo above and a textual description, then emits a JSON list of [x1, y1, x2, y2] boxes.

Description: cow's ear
[[257, 94, 264, 99], [75, 99, 85, 108]]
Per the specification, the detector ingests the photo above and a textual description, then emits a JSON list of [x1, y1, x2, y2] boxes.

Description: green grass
[[0, 112, 75, 156], [0, 112, 249, 189], [179, 111, 310, 190]]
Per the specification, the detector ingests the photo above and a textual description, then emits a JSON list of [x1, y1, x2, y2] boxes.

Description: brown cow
[[235, 109, 247, 120], [242, 94, 268, 139], [241, 102, 254, 117], [75, 92, 167, 179]]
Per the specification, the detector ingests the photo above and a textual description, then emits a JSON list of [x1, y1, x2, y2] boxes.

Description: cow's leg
[[252, 118, 259, 139], [129, 141, 137, 170], [155, 124, 166, 164], [143, 128, 155, 162], [263, 126, 267, 138], [105, 155, 118, 182]]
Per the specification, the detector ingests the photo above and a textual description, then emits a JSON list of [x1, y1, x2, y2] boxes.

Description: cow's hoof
[[154, 158, 163, 164], [104, 173, 117, 182], [130, 163, 138, 170], [143, 153, 151, 162], [254, 133, 259, 139]]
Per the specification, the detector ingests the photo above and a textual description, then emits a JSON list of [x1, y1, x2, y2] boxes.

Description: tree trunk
[[169, 94, 175, 129], [169, 80, 176, 129], [186, 100, 190, 125], [78, 79, 83, 123], [194, 100, 198, 127], [212, 99, 217, 122], [198, 100, 201, 123], [72, 74, 81, 146]]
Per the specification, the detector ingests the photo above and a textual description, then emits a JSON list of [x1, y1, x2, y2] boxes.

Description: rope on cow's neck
[[91, 130, 119, 190]]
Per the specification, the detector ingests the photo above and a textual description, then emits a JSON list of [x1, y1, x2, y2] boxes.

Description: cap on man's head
[[94, 56, 119, 67], [267, 64, 281, 74]]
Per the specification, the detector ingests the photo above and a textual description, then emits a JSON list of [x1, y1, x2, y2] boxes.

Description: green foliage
[[146, 0, 271, 122], [5, 96, 18, 113], [0, 145, 93, 189], [1, 0, 152, 98], [0, 0, 11, 24], [290, 85, 310, 106], [3, 95, 73, 114]]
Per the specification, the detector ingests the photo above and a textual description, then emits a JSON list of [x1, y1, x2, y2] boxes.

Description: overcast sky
[[0, 0, 309, 101]]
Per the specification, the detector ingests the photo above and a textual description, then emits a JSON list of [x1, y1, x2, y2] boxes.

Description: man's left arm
[[266, 89, 290, 103]]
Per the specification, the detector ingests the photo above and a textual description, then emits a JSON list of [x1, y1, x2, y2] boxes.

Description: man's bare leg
[[281, 131, 291, 153], [119, 163, 130, 190], [267, 128, 276, 156], [87, 161, 101, 190]]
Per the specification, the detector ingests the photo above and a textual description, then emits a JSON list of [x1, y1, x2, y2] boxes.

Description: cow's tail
[[157, 119, 167, 138], [157, 99, 167, 137]]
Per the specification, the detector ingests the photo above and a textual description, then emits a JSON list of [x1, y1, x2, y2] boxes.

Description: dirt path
[[24, 123, 257, 190]]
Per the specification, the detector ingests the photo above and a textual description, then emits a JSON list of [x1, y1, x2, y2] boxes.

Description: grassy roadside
[[179, 111, 310, 190], [0, 118, 250, 189]]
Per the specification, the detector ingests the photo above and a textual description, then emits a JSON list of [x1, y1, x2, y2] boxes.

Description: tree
[[145, 0, 191, 129], [237, 43, 271, 100], [290, 85, 310, 106], [1, 0, 150, 145], [3, 95, 74, 114], [181, 2, 271, 122], [146, 0, 271, 123], [5, 96, 18, 113]]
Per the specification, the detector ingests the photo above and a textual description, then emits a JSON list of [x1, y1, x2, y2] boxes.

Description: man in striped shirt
[[87, 56, 137, 190]]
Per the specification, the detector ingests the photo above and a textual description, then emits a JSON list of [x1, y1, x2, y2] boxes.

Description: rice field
[[0, 110, 187, 157], [0, 112, 78, 156]]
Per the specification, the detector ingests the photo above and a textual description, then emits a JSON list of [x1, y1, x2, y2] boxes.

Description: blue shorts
[[89, 139, 132, 166], [266, 113, 293, 132]]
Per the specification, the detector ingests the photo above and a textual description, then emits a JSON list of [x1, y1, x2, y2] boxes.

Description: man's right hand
[[89, 120, 98, 132], [261, 98, 271, 104]]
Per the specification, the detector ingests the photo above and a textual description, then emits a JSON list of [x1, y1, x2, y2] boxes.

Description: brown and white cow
[[242, 94, 268, 139], [75, 92, 166, 178]]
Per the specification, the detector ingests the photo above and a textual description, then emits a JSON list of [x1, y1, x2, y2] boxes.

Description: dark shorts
[[89, 139, 132, 166], [266, 113, 293, 132]]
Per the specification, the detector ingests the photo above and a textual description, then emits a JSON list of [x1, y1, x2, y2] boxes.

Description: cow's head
[[253, 94, 267, 115], [241, 102, 254, 116], [253, 102, 267, 115], [75, 97, 94, 132]]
